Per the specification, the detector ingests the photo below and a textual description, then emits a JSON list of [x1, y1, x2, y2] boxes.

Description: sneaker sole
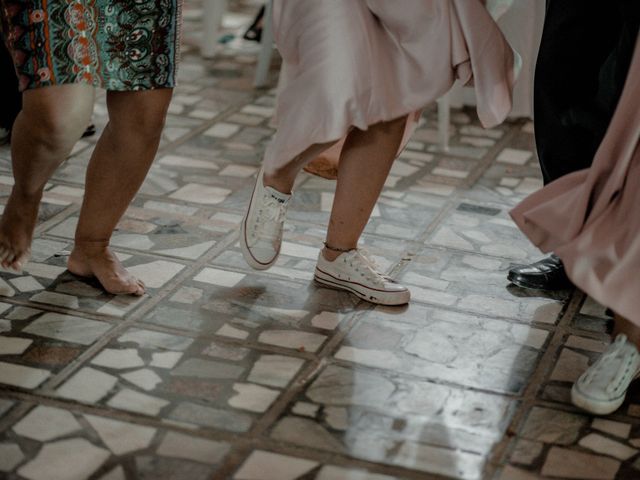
[[314, 269, 410, 306], [571, 383, 626, 416]]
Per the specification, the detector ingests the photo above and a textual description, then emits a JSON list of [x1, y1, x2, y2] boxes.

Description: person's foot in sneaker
[[572, 333, 640, 415], [240, 168, 291, 270], [314, 246, 410, 306]]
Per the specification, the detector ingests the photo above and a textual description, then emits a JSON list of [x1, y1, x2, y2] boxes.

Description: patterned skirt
[[0, 0, 181, 92]]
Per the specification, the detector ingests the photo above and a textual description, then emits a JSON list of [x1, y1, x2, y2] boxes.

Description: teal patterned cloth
[[0, 0, 181, 91]]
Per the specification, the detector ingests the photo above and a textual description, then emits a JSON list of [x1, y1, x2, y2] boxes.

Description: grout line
[[484, 289, 585, 477]]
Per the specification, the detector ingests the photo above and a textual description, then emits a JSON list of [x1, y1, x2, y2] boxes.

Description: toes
[[0, 245, 29, 272], [133, 279, 146, 297], [10, 252, 31, 273], [0, 246, 11, 267], [9, 251, 29, 273], [9, 261, 22, 273], [3, 252, 17, 271], [103, 277, 146, 297]]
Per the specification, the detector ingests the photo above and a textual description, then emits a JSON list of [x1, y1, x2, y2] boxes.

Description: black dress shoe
[[508, 254, 573, 290], [81, 124, 96, 138]]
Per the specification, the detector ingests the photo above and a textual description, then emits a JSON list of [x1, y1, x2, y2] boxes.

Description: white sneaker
[[571, 334, 640, 415], [240, 169, 291, 270], [314, 249, 410, 306]]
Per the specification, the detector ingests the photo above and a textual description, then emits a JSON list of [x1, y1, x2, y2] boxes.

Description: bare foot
[[68, 243, 145, 296], [0, 190, 40, 271]]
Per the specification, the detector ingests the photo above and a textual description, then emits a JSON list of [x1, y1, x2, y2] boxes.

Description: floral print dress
[[0, 0, 181, 91]]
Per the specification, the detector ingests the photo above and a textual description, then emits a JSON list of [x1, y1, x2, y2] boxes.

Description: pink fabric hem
[[265, 0, 517, 170]]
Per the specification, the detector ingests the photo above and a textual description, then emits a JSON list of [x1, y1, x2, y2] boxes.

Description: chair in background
[[201, 0, 274, 88]]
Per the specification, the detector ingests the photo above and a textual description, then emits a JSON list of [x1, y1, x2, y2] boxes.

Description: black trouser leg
[[534, 0, 639, 184], [0, 38, 21, 131]]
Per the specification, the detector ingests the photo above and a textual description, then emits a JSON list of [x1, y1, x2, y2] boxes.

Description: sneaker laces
[[581, 335, 639, 394], [608, 336, 640, 394], [346, 249, 393, 286], [252, 191, 288, 244]]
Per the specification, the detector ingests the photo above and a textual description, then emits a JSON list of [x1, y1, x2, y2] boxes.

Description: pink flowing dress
[[263, 0, 519, 175], [511, 35, 640, 324]]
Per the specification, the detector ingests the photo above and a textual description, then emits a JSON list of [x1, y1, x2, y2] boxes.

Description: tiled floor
[[0, 2, 638, 480]]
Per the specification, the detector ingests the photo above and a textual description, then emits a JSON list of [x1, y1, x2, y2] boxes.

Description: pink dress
[[263, 0, 519, 174], [511, 35, 640, 324]]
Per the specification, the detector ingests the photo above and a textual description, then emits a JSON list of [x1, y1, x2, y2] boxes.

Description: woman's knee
[[21, 84, 94, 148], [107, 89, 172, 140]]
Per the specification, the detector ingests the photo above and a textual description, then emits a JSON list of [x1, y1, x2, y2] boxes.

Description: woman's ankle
[[72, 239, 111, 254], [322, 242, 356, 262], [263, 168, 295, 194]]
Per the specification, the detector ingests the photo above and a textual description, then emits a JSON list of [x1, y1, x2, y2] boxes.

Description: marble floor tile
[[504, 402, 640, 479], [18, 438, 110, 480], [234, 450, 319, 480], [13, 405, 82, 441], [0, 303, 122, 390], [156, 431, 230, 464], [428, 201, 544, 261], [44, 206, 227, 261], [52, 326, 309, 434], [22, 312, 112, 345], [0, 401, 230, 479], [335, 303, 548, 394], [140, 268, 358, 344], [399, 247, 565, 323], [273, 363, 515, 476]]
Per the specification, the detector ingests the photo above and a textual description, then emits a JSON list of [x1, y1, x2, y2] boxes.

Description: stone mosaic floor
[[0, 2, 638, 480]]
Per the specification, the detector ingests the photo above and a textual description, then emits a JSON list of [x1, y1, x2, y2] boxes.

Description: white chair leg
[[202, 0, 228, 58], [254, 0, 275, 88], [437, 92, 451, 152]]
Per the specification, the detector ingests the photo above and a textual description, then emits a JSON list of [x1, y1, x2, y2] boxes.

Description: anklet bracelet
[[323, 242, 356, 253]]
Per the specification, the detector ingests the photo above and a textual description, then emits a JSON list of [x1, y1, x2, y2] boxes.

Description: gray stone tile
[[279, 363, 514, 476], [336, 303, 547, 394], [399, 247, 565, 322]]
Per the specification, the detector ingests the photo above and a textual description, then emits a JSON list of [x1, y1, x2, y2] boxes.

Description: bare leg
[[0, 84, 94, 270], [67, 88, 173, 295], [324, 116, 407, 260], [613, 314, 640, 347], [263, 141, 337, 194]]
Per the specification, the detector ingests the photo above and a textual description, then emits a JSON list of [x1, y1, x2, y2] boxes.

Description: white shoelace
[[252, 192, 288, 245], [581, 335, 639, 394], [345, 249, 393, 286]]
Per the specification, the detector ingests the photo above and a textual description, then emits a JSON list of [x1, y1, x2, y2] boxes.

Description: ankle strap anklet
[[323, 242, 356, 253]]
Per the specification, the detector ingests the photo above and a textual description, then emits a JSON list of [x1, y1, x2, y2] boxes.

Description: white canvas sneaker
[[571, 334, 640, 415], [240, 169, 291, 270], [314, 249, 410, 306]]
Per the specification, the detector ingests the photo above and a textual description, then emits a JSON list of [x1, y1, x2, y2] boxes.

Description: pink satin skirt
[[263, 0, 518, 174]]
